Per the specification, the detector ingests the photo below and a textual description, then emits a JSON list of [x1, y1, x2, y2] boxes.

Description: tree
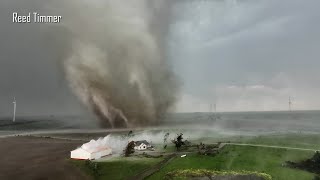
[[127, 130, 134, 138], [172, 133, 185, 151], [124, 141, 135, 157], [164, 132, 170, 144]]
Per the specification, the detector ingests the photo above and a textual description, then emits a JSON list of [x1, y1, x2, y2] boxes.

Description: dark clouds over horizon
[[0, 0, 320, 116]]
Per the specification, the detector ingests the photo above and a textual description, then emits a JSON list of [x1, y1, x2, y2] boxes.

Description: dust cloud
[[60, 0, 179, 128]]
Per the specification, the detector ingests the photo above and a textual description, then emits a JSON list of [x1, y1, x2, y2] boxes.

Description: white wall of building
[[71, 148, 112, 160]]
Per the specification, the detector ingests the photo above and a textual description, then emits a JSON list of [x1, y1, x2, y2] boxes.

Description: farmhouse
[[134, 140, 154, 151]]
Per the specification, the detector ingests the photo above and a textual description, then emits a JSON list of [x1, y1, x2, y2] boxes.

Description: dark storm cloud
[[0, 0, 88, 116]]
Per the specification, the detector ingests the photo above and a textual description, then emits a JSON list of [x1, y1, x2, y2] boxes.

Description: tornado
[[61, 0, 179, 128]]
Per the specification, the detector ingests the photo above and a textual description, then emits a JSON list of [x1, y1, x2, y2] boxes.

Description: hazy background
[[0, 0, 320, 118], [170, 0, 320, 112]]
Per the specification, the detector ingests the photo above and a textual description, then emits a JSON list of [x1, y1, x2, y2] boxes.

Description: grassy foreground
[[71, 157, 163, 180], [71, 145, 316, 180], [147, 145, 315, 180], [70, 133, 320, 180], [165, 169, 272, 180]]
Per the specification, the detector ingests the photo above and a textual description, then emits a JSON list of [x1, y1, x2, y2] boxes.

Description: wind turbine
[[289, 96, 292, 112], [13, 97, 16, 122]]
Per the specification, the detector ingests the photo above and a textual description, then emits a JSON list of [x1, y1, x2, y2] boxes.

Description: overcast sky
[[170, 0, 320, 112], [0, 0, 320, 116]]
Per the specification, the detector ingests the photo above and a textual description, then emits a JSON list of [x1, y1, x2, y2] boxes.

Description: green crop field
[[148, 145, 315, 180]]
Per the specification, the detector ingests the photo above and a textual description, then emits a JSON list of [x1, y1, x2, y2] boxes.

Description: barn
[[71, 139, 112, 160], [71, 147, 112, 160]]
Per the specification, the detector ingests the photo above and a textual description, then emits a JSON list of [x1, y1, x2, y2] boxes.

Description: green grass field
[[70, 133, 320, 180], [164, 169, 272, 180], [193, 133, 320, 150], [71, 157, 163, 180], [147, 145, 315, 180], [237, 134, 320, 150]]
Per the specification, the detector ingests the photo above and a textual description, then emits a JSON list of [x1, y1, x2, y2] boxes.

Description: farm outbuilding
[[71, 146, 112, 160], [71, 139, 112, 160]]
